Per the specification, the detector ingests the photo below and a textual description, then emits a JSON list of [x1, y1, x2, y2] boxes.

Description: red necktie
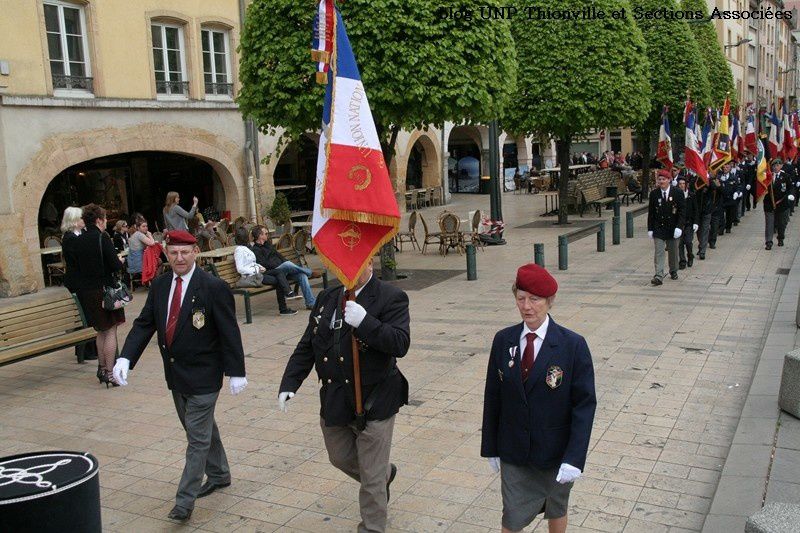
[[165, 276, 182, 348], [521, 332, 536, 381]]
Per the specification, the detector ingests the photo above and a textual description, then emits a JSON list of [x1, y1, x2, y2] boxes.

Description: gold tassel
[[310, 50, 330, 63], [316, 72, 328, 84]]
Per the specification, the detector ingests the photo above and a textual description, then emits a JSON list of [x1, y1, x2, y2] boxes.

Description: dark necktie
[[521, 332, 537, 381], [165, 277, 182, 347]]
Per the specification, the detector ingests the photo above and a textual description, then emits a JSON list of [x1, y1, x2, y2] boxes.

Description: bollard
[[612, 216, 620, 245], [466, 244, 477, 280], [558, 235, 568, 270], [626, 211, 634, 238], [534, 243, 545, 267], [613, 200, 620, 218], [597, 222, 606, 252]]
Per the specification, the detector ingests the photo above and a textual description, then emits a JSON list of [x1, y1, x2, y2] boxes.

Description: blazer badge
[[192, 308, 206, 329], [546, 365, 563, 389]]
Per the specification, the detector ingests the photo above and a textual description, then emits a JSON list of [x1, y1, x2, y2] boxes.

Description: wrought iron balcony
[[205, 82, 233, 98], [52, 75, 93, 92], [156, 80, 189, 96]]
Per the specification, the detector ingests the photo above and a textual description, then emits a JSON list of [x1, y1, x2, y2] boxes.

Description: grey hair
[[60, 206, 83, 233]]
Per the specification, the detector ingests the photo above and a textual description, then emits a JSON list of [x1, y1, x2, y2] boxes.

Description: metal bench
[[0, 290, 97, 366], [580, 185, 616, 217]]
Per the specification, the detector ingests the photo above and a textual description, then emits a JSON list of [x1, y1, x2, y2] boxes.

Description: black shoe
[[280, 309, 298, 316], [670, 272, 679, 280], [709, 243, 716, 249], [285, 290, 298, 299], [387, 463, 397, 502], [167, 505, 192, 521], [766, 242, 773, 250], [687, 257, 694, 267], [778, 240, 785, 247], [198, 480, 231, 498], [651, 276, 662, 286], [698, 253, 705, 260], [305, 305, 314, 310], [725, 228, 731, 234], [733, 221, 739, 226], [679, 261, 686, 270]]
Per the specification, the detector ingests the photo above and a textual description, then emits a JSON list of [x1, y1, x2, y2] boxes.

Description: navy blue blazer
[[481, 317, 596, 471]]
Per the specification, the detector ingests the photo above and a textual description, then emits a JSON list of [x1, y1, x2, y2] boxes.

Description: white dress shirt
[[519, 314, 550, 362], [166, 263, 196, 327]]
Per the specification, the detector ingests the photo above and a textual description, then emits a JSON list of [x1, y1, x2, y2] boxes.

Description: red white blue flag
[[701, 109, 714, 167], [745, 104, 758, 155], [656, 106, 673, 170], [311, 3, 400, 288], [730, 110, 741, 162], [768, 104, 781, 160], [683, 99, 708, 186], [782, 100, 796, 161]]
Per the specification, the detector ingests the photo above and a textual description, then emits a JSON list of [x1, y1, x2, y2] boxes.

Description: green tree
[[633, 0, 711, 193], [503, 0, 651, 224], [239, 0, 518, 278], [681, 0, 737, 108]]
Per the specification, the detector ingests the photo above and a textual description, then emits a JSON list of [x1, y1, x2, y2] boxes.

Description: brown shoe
[[311, 268, 325, 278]]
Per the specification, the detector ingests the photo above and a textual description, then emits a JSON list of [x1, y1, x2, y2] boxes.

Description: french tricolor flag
[[782, 100, 796, 161], [311, 3, 400, 288], [768, 104, 781, 161], [684, 100, 708, 186], [744, 104, 758, 155]]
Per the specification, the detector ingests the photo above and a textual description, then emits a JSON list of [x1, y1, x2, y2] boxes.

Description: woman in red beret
[[481, 263, 596, 533]]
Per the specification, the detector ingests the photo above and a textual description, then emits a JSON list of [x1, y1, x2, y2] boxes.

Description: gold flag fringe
[[310, 50, 330, 63], [312, 224, 399, 289], [322, 208, 400, 229], [315, 72, 328, 84]]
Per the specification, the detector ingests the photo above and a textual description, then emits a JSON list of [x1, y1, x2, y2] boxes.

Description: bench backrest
[[0, 292, 87, 348], [211, 259, 240, 288], [581, 185, 606, 203]]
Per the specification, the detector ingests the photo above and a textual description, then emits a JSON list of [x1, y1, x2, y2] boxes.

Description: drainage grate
[[777, 268, 791, 275]]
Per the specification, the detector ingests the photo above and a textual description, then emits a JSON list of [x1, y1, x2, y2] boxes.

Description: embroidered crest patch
[[546, 366, 563, 389]]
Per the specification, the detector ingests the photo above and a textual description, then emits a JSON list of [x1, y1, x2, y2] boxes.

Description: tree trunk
[[379, 124, 400, 281], [557, 136, 571, 225], [639, 129, 652, 198]]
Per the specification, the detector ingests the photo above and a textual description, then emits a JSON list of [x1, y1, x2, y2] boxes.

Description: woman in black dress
[[65, 204, 125, 386]]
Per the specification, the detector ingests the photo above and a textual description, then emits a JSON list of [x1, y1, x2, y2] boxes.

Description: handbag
[[99, 233, 133, 310], [236, 273, 263, 288]]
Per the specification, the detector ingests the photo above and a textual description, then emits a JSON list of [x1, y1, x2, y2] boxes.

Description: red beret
[[657, 169, 672, 179], [515, 264, 558, 297], [164, 230, 197, 246]]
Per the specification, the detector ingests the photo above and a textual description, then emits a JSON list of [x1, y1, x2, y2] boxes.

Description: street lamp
[[724, 38, 752, 49]]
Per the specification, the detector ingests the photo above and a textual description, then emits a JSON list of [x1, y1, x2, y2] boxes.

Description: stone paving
[[0, 191, 797, 532]]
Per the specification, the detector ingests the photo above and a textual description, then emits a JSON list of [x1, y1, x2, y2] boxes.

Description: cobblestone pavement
[[0, 192, 796, 532]]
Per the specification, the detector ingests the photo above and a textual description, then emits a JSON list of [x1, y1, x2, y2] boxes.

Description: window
[[151, 23, 188, 97], [201, 28, 232, 99], [44, 1, 92, 94]]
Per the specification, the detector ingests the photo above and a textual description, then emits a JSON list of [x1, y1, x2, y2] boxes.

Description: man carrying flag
[[656, 106, 674, 170], [279, 4, 409, 531], [762, 157, 795, 250]]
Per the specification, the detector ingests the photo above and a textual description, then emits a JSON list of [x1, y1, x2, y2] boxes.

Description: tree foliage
[[632, 0, 710, 130], [238, 0, 518, 145], [680, 0, 737, 108], [503, 0, 651, 139]]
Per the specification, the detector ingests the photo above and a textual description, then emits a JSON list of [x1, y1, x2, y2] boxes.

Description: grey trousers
[[765, 210, 790, 244], [654, 237, 678, 279], [172, 391, 230, 510], [321, 416, 395, 533]]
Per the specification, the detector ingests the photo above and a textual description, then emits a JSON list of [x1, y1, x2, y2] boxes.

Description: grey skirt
[[500, 461, 572, 529]]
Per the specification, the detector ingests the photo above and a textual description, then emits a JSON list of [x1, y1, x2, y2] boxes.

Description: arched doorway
[[37, 152, 226, 241], [273, 135, 319, 213], [448, 125, 483, 194], [404, 133, 439, 191]]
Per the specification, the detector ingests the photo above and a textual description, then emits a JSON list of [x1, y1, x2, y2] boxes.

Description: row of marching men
[[647, 155, 796, 286]]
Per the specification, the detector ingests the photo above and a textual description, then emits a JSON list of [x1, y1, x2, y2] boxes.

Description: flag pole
[[346, 289, 366, 428]]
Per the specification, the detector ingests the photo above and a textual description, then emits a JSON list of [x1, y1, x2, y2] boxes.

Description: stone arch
[[399, 130, 441, 191], [13, 123, 245, 287]]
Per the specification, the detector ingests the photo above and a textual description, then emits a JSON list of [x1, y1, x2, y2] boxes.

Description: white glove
[[278, 391, 295, 412], [692, 224, 699, 232], [648, 231, 653, 239], [344, 301, 367, 328], [673, 228, 682, 239], [556, 463, 582, 484], [229, 376, 248, 395], [790, 195, 797, 202], [746, 184, 751, 190], [112, 358, 130, 386], [671, 179, 678, 186], [488, 457, 500, 473]]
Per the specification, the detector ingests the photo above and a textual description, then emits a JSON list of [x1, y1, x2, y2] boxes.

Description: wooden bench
[[207, 249, 329, 324], [580, 185, 616, 217], [0, 290, 97, 366]]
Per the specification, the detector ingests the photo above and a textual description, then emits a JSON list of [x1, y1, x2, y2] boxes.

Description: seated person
[[249, 225, 317, 310], [112, 220, 129, 252], [232, 228, 297, 316]]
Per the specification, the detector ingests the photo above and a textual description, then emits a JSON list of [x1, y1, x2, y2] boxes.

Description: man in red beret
[[482, 264, 596, 533], [647, 168, 686, 285], [113, 230, 248, 521]]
